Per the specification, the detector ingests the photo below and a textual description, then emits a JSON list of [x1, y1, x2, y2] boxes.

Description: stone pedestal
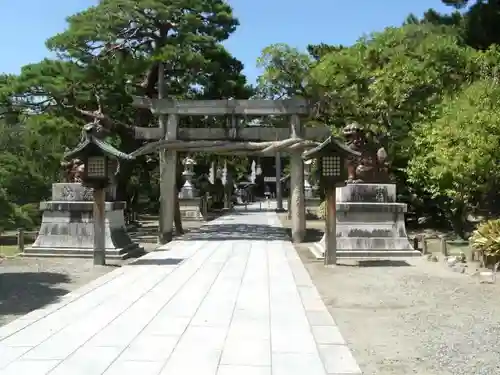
[[24, 183, 143, 259], [180, 181, 196, 199], [178, 198, 204, 221], [313, 183, 420, 259]]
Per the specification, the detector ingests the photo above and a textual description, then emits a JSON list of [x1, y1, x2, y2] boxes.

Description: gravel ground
[[0, 257, 115, 327], [296, 245, 500, 375]]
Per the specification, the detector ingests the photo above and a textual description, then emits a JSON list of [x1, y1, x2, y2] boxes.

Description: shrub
[[19, 203, 41, 228], [0, 189, 40, 233], [318, 200, 326, 219], [0, 187, 16, 234], [470, 219, 500, 257]]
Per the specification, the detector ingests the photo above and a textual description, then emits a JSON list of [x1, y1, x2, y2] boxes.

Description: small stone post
[[413, 237, 419, 250], [17, 228, 24, 253], [440, 237, 448, 256], [421, 236, 428, 255]]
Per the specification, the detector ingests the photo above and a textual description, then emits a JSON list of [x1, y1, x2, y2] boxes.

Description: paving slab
[[0, 203, 361, 375]]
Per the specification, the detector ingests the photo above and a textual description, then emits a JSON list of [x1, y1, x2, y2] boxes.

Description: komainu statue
[[343, 123, 390, 183], [60, 158, 85, 183], [60, 122, 109, 183]]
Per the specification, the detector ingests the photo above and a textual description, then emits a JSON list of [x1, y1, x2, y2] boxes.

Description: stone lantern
[[303, 137, 356, 186], [32, 124, 142, 265], [303, 136, 361, 265], [304, 135, 420, 263], [63, 124, 134, 189], [180, 156, 197, 199]]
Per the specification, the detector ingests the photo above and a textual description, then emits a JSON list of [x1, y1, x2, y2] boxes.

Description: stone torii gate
[[131, 96, 330, 244]]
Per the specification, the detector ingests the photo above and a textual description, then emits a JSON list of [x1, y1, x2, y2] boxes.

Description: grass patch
[[277, 213, 325, 242], [0, 245, 21, 257]]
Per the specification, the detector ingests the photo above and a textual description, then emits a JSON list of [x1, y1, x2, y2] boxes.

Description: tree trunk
[[115, 159, 134, 223], [115, 127, 140, 202], [448, 200, 468, 239]]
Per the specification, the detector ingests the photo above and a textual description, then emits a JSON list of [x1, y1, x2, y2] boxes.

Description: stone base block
[[24, 200, 144, 259], [311, 243, 421, 260], [51, 182, 116, 201], [179, 198, 204, 221], [23, 244, 144, 260], [336, 183, 396, 203], [311, 183, 421, 259]]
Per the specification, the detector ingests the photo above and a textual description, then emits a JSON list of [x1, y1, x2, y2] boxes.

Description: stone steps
[[22, 244, 145, 260], [310, 243, 421, 260]]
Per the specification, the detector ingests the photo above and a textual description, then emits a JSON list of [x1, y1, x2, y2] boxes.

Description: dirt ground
[[0, 257, 115, 327], [279, 215, 500, 375], [0, 219, 205, 327]]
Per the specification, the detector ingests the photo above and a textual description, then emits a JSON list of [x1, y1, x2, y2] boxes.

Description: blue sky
[[0, 0, 452, 83]]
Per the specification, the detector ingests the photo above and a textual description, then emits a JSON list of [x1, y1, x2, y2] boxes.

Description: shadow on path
[[130, 258, 185, 266], [181, 223, 290, 241], [336, 260, 412, 267], [358, 260, 411, 267], [0, 272, 70, 316]]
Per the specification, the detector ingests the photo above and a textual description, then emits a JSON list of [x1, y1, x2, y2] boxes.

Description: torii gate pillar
[[290, 114, 306, 242], [157, 62, 178, 244], [158, 114, 178, 244], [275, 152, 284, 211]]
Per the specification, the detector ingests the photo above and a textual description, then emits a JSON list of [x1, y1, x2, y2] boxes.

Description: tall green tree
[[407, 79, 500, 236], [3, 0, 252, 210], [411, 1, 500, 50], [256, 43, 314, 99], [309, 23, 481, 170]]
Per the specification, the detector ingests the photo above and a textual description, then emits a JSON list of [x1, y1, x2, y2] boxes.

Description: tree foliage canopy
[[408, 80, 500, 203], [254, 1, 500, 236], [0, 0, 251, 232], [2, 0, 500, 237]]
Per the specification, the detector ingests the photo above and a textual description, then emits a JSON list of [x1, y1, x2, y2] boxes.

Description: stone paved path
[[0, 205, 361, 375]]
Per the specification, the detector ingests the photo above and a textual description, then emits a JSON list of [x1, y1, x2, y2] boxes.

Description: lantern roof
[[182, 156, 196, 165], [63, 123, 135, 161], [302, 135, 360, 160]]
